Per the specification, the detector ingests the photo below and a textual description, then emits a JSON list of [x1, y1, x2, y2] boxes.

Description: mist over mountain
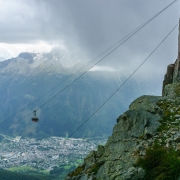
[[0, 51, 162, 138], [0, 47, 12, 62], [0, 57, 5, 61]]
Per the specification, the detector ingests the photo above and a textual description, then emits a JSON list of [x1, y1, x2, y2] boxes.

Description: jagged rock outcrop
[[162, 64, 175, 92], [162, 19, 180, 93], [65, 20, 180, 180], [66, 92, 180, 180], [65, 95, 163, 180]]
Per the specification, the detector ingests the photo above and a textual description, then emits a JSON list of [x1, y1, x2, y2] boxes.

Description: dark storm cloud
[[33, 0, 180, 59], [41, 0, 179, 76], [0, 0, 179, 76]]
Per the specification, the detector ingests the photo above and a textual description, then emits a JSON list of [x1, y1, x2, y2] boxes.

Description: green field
[[6, 159, 83, 179], [8, 166, 35, 172]]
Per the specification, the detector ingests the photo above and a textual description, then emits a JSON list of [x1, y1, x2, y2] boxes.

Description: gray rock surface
[[162, 19, 180, 91], [162, 64, 175, 93], [163, 82, 180, 99], [66, 95, 162, 180]]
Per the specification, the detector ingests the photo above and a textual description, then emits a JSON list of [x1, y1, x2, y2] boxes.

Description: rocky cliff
[[65, 21, 180, 180]]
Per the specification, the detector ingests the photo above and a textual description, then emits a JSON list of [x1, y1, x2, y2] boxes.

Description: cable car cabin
[[32, 117, 39, 122], [32, 110, 38, 122]]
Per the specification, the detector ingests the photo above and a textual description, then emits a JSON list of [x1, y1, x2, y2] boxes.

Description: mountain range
[[0, 51, 162, 138]]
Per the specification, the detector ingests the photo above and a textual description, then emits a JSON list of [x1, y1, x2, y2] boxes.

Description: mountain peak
[[162, 22, 180, 93], [18, 52, 36, 61]]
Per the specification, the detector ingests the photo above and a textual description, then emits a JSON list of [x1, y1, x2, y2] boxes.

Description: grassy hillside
[[0, 169, 56, 180]]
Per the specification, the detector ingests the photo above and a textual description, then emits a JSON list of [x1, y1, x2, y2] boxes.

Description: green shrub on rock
[[136, 144, 180, 180]]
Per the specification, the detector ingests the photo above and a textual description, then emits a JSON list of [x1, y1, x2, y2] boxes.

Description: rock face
[[65, 96, 163, 180], [162, 19, 180, 93], [65, 20, 180, 180], [66, 92, 180, 180], [162, 64, 175, 92]]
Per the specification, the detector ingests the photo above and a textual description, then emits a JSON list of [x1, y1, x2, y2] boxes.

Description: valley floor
[[0, 135, 106, 177]]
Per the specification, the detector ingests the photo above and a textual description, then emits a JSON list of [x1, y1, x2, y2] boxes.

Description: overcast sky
[[0, 0, 180, 85]]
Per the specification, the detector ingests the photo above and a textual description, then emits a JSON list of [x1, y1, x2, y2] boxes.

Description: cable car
[[32, 110, 39, 122]]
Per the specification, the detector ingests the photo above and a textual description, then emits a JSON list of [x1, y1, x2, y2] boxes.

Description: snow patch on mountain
[[89, 65, 116, 72]]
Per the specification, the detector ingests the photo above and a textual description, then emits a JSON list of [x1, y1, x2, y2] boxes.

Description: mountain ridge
[[0, 51, 162, 138]]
